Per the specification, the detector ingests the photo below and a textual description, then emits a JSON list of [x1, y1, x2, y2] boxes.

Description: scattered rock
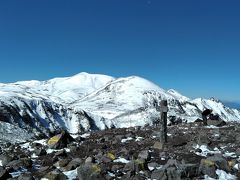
[[54, 159, 71, 168], [107, 152, 116, 160], [63, 158, 82, 171], [207, 154, 230, 172], [123, 161, 135, 172], [85, 157, 94, 164], [47, 130, 75, 149], [169, 116, 183, 126], [17, 173, 34, 180], [153, 141, 163, 150], [77, 163, 104, 180], [197, 133, 211, 145], [34, 148, 46, 156], [235, 148, 240, 156], [199, 159, 217, 178], [0, 169, 11, 180], [138, 150, 150, 161], [0, 154, 14, 166], [53, 149, 67, 158], [166, 166, 181, 180], [148, 162, 159, 171], [1, 122, 240, 179], [194, 119, 203, 123], [151, 169, 167, 180], [207, 120, 227, 127], [43, 169, 67, 180], [170, 136, 188, 147], [38, 166, 50, 173], [182, 163, 199, 178], [235, 135, 240, 143], [6, 158, 32, 170], [111, 164, 124, 171], [122, 158, 148, 177], [195, 148, 202, 153], [100, 156, 112, 163], [31, 142, 44, 149]]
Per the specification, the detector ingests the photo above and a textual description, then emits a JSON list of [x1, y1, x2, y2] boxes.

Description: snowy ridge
[[0, 72, 240, 142], [167, 89, 190, 102]]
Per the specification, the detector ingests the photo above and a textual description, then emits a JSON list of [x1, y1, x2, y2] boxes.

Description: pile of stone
[[0, 123, 240, 179]]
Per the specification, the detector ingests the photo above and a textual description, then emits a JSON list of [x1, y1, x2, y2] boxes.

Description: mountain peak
[[210, 97, 222, 103]]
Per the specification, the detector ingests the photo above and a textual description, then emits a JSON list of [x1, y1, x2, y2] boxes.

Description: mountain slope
[[0, 72, 240, 142]]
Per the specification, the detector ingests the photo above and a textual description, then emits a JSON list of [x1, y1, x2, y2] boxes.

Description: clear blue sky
[[0, 0, 239, 101]]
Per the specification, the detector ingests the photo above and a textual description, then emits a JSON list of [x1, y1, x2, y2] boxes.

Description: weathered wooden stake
[[160, 100, 168, 143]]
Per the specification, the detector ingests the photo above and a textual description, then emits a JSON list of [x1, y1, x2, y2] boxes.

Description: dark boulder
[[166, 167, 181, 180], [194, 118, 203, 123], [151, 169, 167, 180], [138, 150, 150, 161], [53, 159, 71, 168], [34, 148, 47, 156], [0, 154, 14, 166], [199, 159, 217, 178], [77, 163, 104, 180], [7, 158, 32, 170], [63, 158, 82, 171], [199, 155, 229, 178], [168, 116, 183, 126], [207, 119, 226, 127], [0, 168, 11, 180], [17, 173, 34, 180], [43, 169, 67, 180], [53, 149, 68, 159]]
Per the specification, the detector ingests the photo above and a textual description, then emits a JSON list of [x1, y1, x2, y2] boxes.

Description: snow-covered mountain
[[0, 72, 240, 142]]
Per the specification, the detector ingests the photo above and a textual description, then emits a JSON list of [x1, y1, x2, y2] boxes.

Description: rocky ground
[[1, 121, 240, 180]]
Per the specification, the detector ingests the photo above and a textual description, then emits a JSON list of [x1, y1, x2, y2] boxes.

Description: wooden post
[[160, 100, 168, 143]]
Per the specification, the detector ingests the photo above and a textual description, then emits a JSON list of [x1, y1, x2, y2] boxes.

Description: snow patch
[[107, 171, 116, 177], [20, 142, 35, 151], [223, 152, 237, 158], [31, 153, 38, 158], [33, 139, 47, 146], [135, 136, 144, 142], [65, 148, 71, 153], [234, 163, 239, 170], [193, 145, 221, 157], [63, 168, 78, 179], [148, 166, 155, 171], [121, 137, 133, 143], [203, 168, 237, 180], [113, 158, 130, 164], [216, 169, 237, 180], [80, 133, 91, 138]]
